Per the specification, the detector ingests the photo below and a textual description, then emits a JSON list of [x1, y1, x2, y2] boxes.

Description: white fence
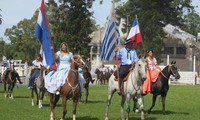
[[170, 71, 196, 85]]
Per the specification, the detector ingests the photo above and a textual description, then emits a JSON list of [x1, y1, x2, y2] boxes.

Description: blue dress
[[44, 51, 73, 94]]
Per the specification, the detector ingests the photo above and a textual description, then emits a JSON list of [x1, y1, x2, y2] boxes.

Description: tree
[[47, 0, 95, 56], [4, 11, 40, 61], [0, 9, 2, 25], [117, 0, 196, 62]]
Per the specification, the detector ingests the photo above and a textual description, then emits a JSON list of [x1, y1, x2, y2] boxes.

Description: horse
[[49, 54, 85, 120], [105, 56, 147, 120], [95, 68, 107, 85], [31, 65, 47, 108], [79, 56, 94, 103], [3, 61, 21, 99], [146, 61, 180, 115]]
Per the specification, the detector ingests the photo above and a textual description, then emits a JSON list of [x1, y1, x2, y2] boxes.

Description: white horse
[[105, 56, 147, 120]]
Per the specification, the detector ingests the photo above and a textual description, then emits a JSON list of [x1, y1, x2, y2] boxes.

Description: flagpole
[[42, 0, 56, 62], [136, 15, 152, 92], [135, 15, 146, 54], [112, 1, 120, 91]]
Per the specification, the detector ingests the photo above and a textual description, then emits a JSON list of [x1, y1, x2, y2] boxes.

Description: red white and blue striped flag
[[35, 0, 56, 70], [127, 18, 143, 46], [100, 7, 120, 61]]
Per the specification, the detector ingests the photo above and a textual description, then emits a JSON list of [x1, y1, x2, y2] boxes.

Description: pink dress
[[142, 57, 160, 94]]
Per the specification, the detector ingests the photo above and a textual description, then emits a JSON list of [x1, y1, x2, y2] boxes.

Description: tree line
[[0, 0, 199, 63]]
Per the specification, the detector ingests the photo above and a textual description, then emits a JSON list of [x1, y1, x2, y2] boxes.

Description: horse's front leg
[[31, 88, 35, 106], [85, 87, 89, 103], [121, 95, 126, 120], [49, 93, 57, 120], [125, 94, 131, 120], [148, 94, 157, 114], [72, 98, 79, 120], [9, 82, 16, 99], [61, 95, 67, 120], [4, 83, 7, 98], [137, 95, 145, 120], [39, 89, 46, 108], [105, 88, 116, 120], [133, 97, 139, 112], [161, 94, 167, 115]]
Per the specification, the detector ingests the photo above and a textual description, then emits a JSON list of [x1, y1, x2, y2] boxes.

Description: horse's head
[[135, 56, 147, 82], [72, 54, 85, 68], [10, 61, 15, 71], [169, 61, 180, 79], [81, 55, 91, 71]]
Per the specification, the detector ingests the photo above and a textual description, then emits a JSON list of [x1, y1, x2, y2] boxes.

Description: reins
[[125, 63, 141, 94], [160, 64, 176, 80], [66, 55, 83, 98], [67, 80, 79, 98]]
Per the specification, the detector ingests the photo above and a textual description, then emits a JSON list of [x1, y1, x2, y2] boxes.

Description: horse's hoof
[[105, 117, 109, 120], [39, 105, 42, 108], [9, 96, 13, 99], [135, 109, 139, 113]]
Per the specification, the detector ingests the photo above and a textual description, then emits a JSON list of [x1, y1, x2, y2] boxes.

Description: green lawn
[[0, 84, 200, 120]]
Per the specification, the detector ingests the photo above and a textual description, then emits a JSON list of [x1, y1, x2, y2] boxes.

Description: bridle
[[160, 64, 176, 79], [73, 55, 85, 67], [67, 55, 85, 98]]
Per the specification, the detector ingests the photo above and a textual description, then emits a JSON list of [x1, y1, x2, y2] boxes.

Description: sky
[[0, 0, 199, 40]]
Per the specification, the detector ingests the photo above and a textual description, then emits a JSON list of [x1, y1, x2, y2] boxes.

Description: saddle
[[113, 65, 133, 82]]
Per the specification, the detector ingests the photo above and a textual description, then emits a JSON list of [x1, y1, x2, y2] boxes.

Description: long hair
[[60, 42, 69, 57]]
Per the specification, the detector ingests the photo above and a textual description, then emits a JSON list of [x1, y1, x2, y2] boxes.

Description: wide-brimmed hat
[[124, 39, 133, 45]]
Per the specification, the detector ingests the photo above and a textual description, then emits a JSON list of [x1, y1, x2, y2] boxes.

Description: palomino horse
[[80, 56, 94, 103], [147, 61, 180, 114], [3, 61, 21, 99], [49, 54, 85, 120], [31, 65, 47, 108], [105, 56, 147, 120]]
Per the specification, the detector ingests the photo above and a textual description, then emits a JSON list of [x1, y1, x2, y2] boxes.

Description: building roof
[[163, 24, 196, 44]]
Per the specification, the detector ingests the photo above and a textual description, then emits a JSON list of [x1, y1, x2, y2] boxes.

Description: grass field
[[0, 84, 200, 120]]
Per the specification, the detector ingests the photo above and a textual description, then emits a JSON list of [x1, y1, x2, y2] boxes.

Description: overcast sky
[[0, 0, 199, 39]]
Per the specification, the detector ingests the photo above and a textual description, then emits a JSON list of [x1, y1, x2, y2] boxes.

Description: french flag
[[35, 0, 56, 70], [127, 18, 143, 46]]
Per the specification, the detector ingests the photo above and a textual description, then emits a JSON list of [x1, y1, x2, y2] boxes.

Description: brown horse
[[31, 65, 47, 108], [79, 55, 94, 103], [49, 54, 85, 120], [3, 61, 22, 99], [80, 65, 94, 103], [95, 68, 107, 85]]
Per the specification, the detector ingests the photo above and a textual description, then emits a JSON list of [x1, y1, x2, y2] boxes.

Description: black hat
[[124, 39, 133, 45]]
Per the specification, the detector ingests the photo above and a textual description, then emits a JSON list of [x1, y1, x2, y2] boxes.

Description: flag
[[100, 7, 120, 61], [40, 46, 47, 66], [35, 0, 56, 70], [127, 18, 143, 45]]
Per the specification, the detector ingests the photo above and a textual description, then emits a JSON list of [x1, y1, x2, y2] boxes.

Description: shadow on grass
[[129, 116, 157, 120], [146, 110, 189, 115], [13, 96, 30, 99], [79, 100, 105, 104], [60, 116, 100, 120]]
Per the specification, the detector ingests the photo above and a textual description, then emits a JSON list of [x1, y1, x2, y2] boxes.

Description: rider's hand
[[114, 47, 119, 53]]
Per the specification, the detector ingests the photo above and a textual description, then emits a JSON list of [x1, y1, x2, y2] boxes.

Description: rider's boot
[[117, 78, 122, 95], [55, 87, 61, 95]]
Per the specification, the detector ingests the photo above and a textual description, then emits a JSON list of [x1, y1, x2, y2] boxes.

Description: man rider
[[115, 39, 138, 95]]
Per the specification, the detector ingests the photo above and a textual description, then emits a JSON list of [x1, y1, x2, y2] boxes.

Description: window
[[176, 47, 186, 54], [163, 47, 174, 54]]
